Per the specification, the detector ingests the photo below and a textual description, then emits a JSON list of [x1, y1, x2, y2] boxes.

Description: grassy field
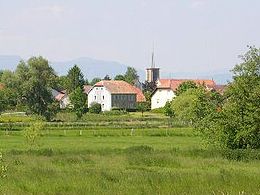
[[0, 112, 260, 194]]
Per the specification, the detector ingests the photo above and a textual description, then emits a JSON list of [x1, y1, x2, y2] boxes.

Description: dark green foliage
[[175, 80, 198, 96], [124, 67, 139, 85], [69, 87, 87, 119], [90, 77, 101, 86], [66, 65, 85, 92], [114, 74, 125, 81], [142, 81, 157, 93], [103, 75, 111, 80], [16, 56, 58, 121], [89, 103, 102, 114], [0, 87, 18, 112]]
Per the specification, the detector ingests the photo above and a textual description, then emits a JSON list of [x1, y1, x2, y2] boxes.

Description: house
[[87, 80, 146, 111], [52, 89, 71, 109], [83, 85, 92, 94], [151, 79, 216, 109]]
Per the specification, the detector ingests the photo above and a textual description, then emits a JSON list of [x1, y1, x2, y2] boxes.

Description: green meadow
[[0, 112, 260, 194]]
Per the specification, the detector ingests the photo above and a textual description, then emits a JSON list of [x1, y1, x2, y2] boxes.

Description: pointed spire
[[151, 43, 155, 68]]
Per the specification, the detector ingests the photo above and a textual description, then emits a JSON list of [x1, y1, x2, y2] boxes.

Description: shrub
[[89, 103, 102, 114], [24, 122, 45, 147]]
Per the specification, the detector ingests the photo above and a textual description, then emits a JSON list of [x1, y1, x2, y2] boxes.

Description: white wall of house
[[88, 86, 112, 111], [60, 95, 71, 109], [151, 89, 175, 109]]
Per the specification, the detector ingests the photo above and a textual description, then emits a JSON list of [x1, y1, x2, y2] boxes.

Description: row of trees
[[163, 46, 260, 149]]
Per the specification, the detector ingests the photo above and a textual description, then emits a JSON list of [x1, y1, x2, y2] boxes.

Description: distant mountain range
[[0, 55, 231, 84]]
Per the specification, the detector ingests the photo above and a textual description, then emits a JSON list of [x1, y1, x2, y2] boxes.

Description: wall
[[88, 86, 111, 111], [111, 94, 136, 109], [151, 89, 175, 109]]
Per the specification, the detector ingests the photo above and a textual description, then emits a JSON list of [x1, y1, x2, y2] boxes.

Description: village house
[[87, 80, 145, 111], [151, 79, 216, 109]]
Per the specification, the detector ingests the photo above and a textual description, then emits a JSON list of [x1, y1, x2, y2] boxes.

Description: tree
[[90, 77, 101, 86], [0, 87, 18, 111], [69, 87, 87, 119], [172, 87, 211, 125], [124, 67, 139, 85], [142, 81, 157, 93], [17, 56, 58, 121], [103, 75, 111, 80], [175, 80, 198, 96], [164, 101, 174, 118], [114, 74, 125, 81], [66, 65, 85, 92], [0, 70, 3, 82], [137, 102, 150, 117], [198, 46, 260, 149], [0, 70, 18, 89], [89, 103, 101, 114], [164, 101, 175, 127]]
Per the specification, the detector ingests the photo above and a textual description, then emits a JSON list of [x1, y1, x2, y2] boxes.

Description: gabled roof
[[157, 79, 216, 91], [54, 90, 67, 101], [93, 80, 146, 102], [83, 85, 92, 94]]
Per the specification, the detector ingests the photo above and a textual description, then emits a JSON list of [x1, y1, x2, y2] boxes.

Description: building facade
[[88, 80, 145, 111], [151, 79, 216, 109]]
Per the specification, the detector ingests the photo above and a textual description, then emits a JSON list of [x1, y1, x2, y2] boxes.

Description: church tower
[[146, 49, 160, 82]]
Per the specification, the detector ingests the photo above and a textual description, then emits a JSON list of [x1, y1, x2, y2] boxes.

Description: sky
[[0, 0, 259, 74]]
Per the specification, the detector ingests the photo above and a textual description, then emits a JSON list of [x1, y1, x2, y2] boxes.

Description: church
[[145, 54, 218, 110]]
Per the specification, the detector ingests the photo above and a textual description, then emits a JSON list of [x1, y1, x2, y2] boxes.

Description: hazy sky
[[0, 0, 259, 73]]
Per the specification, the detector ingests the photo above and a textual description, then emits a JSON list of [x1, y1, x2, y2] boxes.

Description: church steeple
[[146, 47, 160, 82]]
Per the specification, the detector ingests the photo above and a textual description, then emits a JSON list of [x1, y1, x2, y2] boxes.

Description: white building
[[88, 80, 145, 111], [54, 90, 72, 109], [151, 79, 216, 109]]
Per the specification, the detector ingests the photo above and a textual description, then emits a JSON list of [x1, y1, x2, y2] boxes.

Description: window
[[96, 87, 99, 90], [102, 96, 105, 100], [157, 99, 159, 104], [94, 96, 97, 100]]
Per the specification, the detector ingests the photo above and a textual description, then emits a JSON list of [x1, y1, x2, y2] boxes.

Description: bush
[[89, 103, 102, 114], [24, 122, 45, 147]]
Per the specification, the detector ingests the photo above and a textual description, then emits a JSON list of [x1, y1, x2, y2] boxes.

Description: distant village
[[52, 56, 226, 112]]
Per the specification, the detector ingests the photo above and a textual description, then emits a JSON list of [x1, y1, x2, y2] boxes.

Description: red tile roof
[[157, 79, 216, 91], [94, 80, 146, 102], [55, 91, 66, 101]]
